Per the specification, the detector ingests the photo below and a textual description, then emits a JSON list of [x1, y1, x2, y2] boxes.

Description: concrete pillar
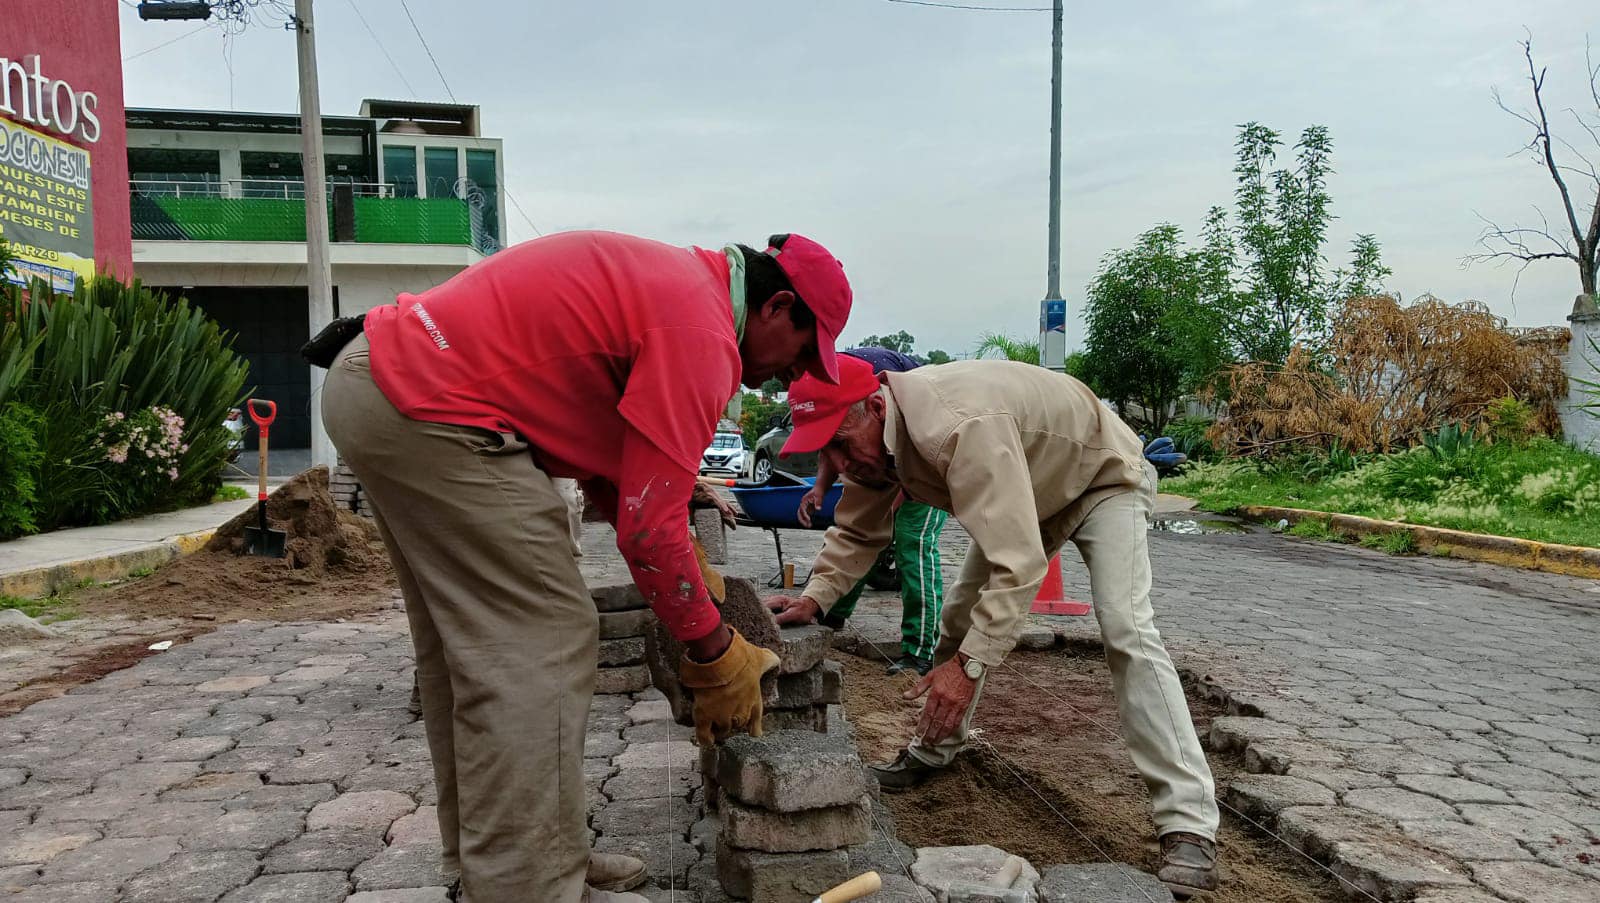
[[1561, 294, 1600, 453]]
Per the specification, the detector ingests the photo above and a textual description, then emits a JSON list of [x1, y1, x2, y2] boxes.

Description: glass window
[[465, 149, 500, 245], [325, 154, 365, 186], [127, 148, 221, 193], [239, 151, 304, 198], [711, 435, 742, 450], [424, 147, 459, 199], [383, 145, 418, 198]]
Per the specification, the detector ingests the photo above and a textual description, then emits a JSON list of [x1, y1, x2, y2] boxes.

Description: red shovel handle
[[247, 399, 277, 436]]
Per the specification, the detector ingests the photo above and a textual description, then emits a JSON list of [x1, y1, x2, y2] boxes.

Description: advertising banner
[[0, 116, 95, 291]]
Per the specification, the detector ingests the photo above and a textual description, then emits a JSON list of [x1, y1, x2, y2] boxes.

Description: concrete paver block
[[345, 890, 453, 903], [777, 625, 833, 675], [1343, 787, 1459, 821], [1014, 625, 1055, 651], [120, 849, 261, 903], [184, 809, 304, 852], [720, 792, 871, 852], [0, 828, 99, 868], [352, 844, 451, 892], [600, 608, 656, 640], [717, 730, 869, 812], [40, 836, 180, 883], [386, 806, 442, 848], [596, 664, 652, 695], [1221, 774, 1337, 822], [195, 676, 272, 694], [262, 828, 385, 874], [307, 790, 415, 832], [819, 660, 843, 705], [772, 665, 826, 710], [614, 740, 699, 771], [715, 838, 850, 902], [909, 846, 1040, 903], [591, 583, 649, 613], [1036, 863, 1169, 902], [219, 871, 351, 903], [694, 508, 728, 565], [762, 704, 829, 733], [599, 637, 647, 667]]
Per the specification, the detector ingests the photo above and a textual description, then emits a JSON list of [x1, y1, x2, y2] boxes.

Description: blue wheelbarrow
[[717, 473, 843, 588]]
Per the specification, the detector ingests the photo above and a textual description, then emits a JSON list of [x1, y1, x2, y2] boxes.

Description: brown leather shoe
[[587, 851, 648, 892], [1158, 832, 1218, 898]]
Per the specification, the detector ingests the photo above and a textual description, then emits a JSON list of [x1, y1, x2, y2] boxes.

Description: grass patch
[[128, 566, 155, 579], [1358, 531, 1417, 555], [1166, 438, 1600, 548], [1288, 519, 1340, 541], [1, 593, 78, 623], [213, 484, 250, 503]]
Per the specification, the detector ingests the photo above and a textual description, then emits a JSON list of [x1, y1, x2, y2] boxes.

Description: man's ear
[[866, 390, 887, 422], [755, 290, 796, 322]]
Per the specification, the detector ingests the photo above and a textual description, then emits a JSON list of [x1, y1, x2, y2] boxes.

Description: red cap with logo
[[780, 354, 880, 457], [766, 234, 851, 384]]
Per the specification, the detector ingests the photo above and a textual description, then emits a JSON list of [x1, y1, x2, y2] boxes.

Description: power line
[[505, 189, 544, 238], [881, 0, 1050, 11], [344, 0, 418, 98], [397, 0, 456, 102], [122, 22, 212, 61]]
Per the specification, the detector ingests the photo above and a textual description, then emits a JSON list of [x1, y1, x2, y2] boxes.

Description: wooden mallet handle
[[816, 871, 883, 903]]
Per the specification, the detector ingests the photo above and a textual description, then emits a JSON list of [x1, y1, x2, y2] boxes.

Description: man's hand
[[904, 657, 978, 745], [795, 484, 826, 528], [764, 594, 822, 626], [692, 482, 739, 529]]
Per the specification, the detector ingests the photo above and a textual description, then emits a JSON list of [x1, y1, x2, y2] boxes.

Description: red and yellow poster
[[0, 116, 95, 292]]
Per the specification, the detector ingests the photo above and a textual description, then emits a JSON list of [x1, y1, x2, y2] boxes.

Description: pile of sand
[[80, 466, 396, 622]]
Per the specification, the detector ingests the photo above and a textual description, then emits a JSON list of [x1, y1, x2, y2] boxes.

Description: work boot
[[885, 654, 932, 676], [587, 851, 647, 892], [871, 749, 944, 793], [582, 887, 649, 903], [1158, 831, 1218, 898]]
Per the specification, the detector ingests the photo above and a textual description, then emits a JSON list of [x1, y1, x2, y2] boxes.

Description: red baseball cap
[[780, 354, 880, 456], [767, 234, 851, 384]]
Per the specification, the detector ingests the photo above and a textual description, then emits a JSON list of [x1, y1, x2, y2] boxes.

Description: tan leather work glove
[[691, 535, 725, 603], [678, 628, 780, 746]]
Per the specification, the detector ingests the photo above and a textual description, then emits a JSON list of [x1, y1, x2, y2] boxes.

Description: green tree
[[1219, 122, 1387, 362], [922, 348, 953, 365], [1080, 225, 1233, 433], [736, 391, 788, 450], [856, 331, 916, 354], [972, 333, 1040, 365], [759, 377, 784, 398]]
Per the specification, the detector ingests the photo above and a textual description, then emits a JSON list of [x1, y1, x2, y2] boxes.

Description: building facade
[[127, 100, 505, 448]]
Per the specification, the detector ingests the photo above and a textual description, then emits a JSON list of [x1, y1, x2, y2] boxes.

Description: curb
[[0, 528, 217, 600], [1239, 505, 1600, 580]]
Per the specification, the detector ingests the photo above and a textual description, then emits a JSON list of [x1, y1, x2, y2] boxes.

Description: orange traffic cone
[[1030, 553, 1092, 615]]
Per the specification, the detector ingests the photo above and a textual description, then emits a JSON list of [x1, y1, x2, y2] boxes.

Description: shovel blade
[[243, 525, 288, 558]]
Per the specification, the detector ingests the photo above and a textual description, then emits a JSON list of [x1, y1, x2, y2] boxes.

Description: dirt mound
[[78, 466, 396, 623]]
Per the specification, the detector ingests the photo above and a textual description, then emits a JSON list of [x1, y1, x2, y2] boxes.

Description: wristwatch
[[960, 653, 985, 682]]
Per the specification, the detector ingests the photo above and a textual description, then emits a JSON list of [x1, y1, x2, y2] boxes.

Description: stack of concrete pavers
[[330, 459, 373, 518], [592, 583, 656, 694], [714, 729, 875, 901], [908, 846, 1170, 903]]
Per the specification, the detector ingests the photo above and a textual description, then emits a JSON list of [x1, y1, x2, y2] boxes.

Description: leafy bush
[[1483, 396, 1534, 444], [0, 404, 44, 538], [1, 272, 249, 532], [1166, 416, 1216, 461]]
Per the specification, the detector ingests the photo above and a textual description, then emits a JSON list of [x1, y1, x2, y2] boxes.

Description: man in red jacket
[[322, 231, 851, 903]]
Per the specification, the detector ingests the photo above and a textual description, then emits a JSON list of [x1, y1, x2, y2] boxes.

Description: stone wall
[[1560, 294, 1600, 452]]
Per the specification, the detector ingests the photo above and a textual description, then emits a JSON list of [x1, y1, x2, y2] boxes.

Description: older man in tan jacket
[[764, 355, 1220, 897]]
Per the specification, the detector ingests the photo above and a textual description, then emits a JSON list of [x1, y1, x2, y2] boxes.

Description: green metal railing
[[130, 195, 472, 246]]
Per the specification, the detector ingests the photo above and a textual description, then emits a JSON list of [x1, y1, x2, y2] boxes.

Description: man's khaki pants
[[908, 463, 1220, 840], [323, 335, 597, 902]]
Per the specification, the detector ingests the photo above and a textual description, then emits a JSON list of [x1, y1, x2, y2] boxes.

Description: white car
[[699, 431, 748, 477], [224, 407, 246, 461]]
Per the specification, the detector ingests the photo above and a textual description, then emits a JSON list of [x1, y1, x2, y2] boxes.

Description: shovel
[[243, 399, 287, 558]]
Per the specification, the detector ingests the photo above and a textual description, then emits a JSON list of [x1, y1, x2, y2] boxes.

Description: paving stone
[[715, 838, 850, 901], [163, 772, 267, 802], [772, 666, 828, 710], [345, 890, 452, 903], [40, 835, 180, 882], [717, 730, 869, 812], [183, 714, 267, 738], [596, 665, 653, 695], [0, 827, 99, 867], [216, 696, 304, 717], [720, 792, 870, 852], [262, 828, 386, 874], [1343, 787, 1460, 821], [1458, 803, 1586, 842], [223, 782, 339, 812], [0, 864, 38, 892], [145, 735, 238, 762], [1221, 774, 1337, 822], [591, 582, 649, 613], [34, 790, 150, 825], [593, 796, 694, 838], [1283, 763, 1393, 792], [236, 718, 330, 748], [386, 806, 441, 848], [120, 849, 262, 903], [776, 625, 834, 675], [184, 809, 304, 852], [591, 834, 698, 887], [586, 732, 627, 759], [615, 740, 698, 771], [1241, 739, 1346, 775], [1410, 888, 1508, 903], [600, 608, 656, 640], [266, 747, 371, 785], [910, 845, 1041, 902], [622, 718, 694, 742], [1037, 862, 1171, 902], [1014, 625, 1056, 651], [762, 704, 829, 733], [196, 676, 273, 694], [1403, 710, 1494, 732], [306, 789, 415, 831], [1274, 806, 1473, 897], [95, 761, 200, 794], [352, 843, 451, 891], [0, 767, 28, 791], [1396, 775, 1513, 805], [0, 779, 92, 807], [599, 637, 648, 668], [1470, 859, 1600, 903], [220, 870, 352, 903], [108, 802, 225, 838], [1460, 762, 1574, 792], [1398, 819, 1532, 861], [603, 767, 701, 801], [6, 880, 119, 902], [1498, 721, 1589, 744], [819, 659, 844, 705], [873, 874, 937, 903], [627, 698, 672, 724]]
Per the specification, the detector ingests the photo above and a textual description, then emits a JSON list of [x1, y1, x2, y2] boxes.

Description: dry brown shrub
[[1210, 295, 1570, 455]]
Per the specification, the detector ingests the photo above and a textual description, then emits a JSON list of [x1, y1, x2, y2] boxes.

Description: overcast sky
[[118, 0, 1598, 354]]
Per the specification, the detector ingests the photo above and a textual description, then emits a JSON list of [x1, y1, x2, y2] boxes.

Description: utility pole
[[1038, 0, 1066, 372], [294, 0, 337, 469]]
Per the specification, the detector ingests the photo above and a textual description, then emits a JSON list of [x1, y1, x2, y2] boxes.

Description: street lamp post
[[1038, 0, 1066, 372]]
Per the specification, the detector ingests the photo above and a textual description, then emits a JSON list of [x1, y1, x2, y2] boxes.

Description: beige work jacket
[[802, 360, 1146, 664]]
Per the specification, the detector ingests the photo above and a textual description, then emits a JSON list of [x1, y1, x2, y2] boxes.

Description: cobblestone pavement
[[2, 514, 1595, 902], [0, 616, 190, 701]]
